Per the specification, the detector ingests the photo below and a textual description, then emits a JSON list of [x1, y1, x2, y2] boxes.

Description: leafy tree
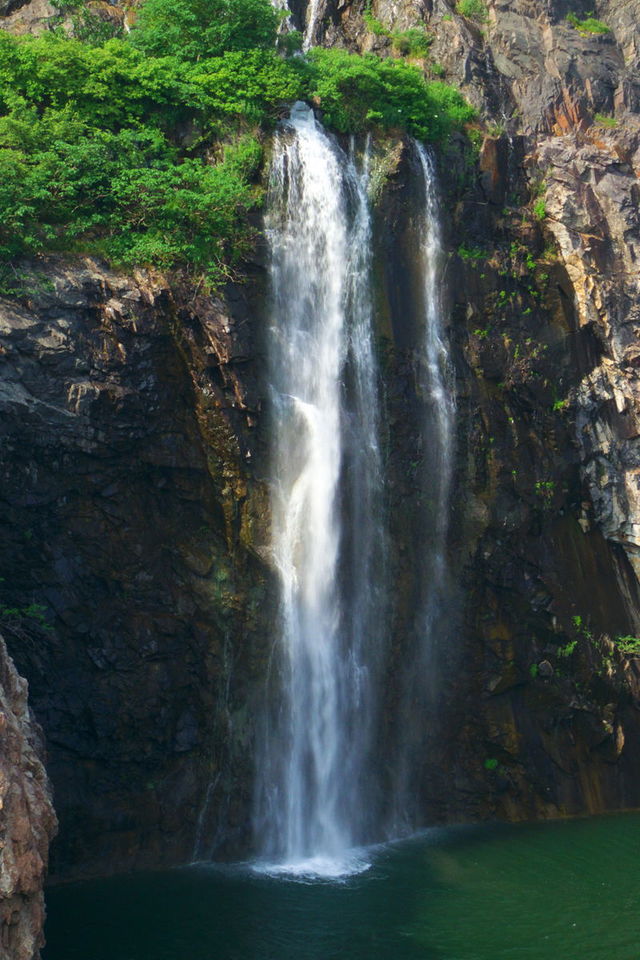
[[304, 48, 475, 141], [129, 0, 280, 60], [0, 0, 476, 285]]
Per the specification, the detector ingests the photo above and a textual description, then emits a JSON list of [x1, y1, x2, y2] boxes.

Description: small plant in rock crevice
[[594, 112, 617, 128], [458, 243, 486, 262], [456, 0, 489, 23], [362, 5, 433, 58], [614, 635, 640, 655], [566, 12, 610, 35], [557, 639, 577, 658], [535, 479, 555, 502], [532, 198, 547, 221], [0, 600, 52, 631]]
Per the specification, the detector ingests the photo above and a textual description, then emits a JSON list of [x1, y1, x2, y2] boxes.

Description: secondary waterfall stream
[[254, 105, 453, 877], [388, 142, 455, 832]]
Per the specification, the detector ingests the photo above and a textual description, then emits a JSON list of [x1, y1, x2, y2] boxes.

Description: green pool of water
[[44, 813, 640, 960]]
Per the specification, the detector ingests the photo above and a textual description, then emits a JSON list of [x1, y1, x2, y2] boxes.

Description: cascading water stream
[[415, 143, 455, 626], [254, 104, 384, 877], [254, 110, 454, 876], [388, 142, 455, 833]]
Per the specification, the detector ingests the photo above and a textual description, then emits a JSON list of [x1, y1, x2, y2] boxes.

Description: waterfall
[[416, 143, 454, 622], [253, 104, 384, 877], [269, 0, 320, 50], [301, 0, 320, 49], [388, 142, 455, 832], [253, 110, 453, 875]]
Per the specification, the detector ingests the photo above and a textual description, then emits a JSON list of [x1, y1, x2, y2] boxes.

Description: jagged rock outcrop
[[539, 118, 640, 576], [0, 635, 56, 959]]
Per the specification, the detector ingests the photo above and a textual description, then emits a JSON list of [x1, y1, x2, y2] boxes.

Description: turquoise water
[[44, 813, 640, 960]]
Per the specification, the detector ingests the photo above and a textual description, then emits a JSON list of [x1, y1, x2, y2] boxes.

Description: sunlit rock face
[[540, 122, 640, 578], [0, 636, 56, 960]]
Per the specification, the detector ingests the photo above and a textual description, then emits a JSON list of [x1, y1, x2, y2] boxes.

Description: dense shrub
[[0, 0, 476, 283], [0, 33, 300, 279], [129, 0, 281, 60], [305, 48, 475, 141]]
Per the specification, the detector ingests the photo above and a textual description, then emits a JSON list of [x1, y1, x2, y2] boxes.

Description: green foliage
[[529, 663, 539, 678], [557, 639, 577, 658], [594, 112, 617, 128], [129, 0, 280, 60], [572, 615, 593, 641], [51, 0, 124, 44], [0, 0, 476, 280], [391, 28, 433, 57], [484, 757, 499, 771], [614, 636, 640, 655], [455, 0, 488, 23], [535, 480, 555, 500], [0, 601, 51, 630], [305, 48, 475, 140], [532, 198, 547, 221], [362, 8, 433, 58], [0, 31, 303, 279], [458, 243, 485, 261], [363, 8, 389, 36], [276, 29, 303, 55], [566, 12, 610, 34]]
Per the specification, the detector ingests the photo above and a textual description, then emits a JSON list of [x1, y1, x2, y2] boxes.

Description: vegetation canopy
[[0, 0, 475, 284]]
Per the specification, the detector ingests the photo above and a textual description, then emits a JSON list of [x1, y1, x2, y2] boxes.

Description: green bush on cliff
[[129, 0, 281, 60], [304, 48, 475, 140], [0, 0, 475, 281], [51, 0, 125, 44], [0, 32, 299, 276], [455, 0, 488, 24], [566, 12, 610, 35]]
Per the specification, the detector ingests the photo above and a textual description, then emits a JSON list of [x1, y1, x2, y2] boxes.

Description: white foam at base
[[252, 851, 372, 882]]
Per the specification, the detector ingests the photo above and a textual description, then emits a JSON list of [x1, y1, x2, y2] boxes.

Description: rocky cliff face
[[0, 259, 274, 878], [357, 0, 640, 822], [0, 635, 56, 959], [2, 0, 640, 883]]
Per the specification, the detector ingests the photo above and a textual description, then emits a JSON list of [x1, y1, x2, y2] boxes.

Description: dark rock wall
[[0, 261, 274, 879]]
